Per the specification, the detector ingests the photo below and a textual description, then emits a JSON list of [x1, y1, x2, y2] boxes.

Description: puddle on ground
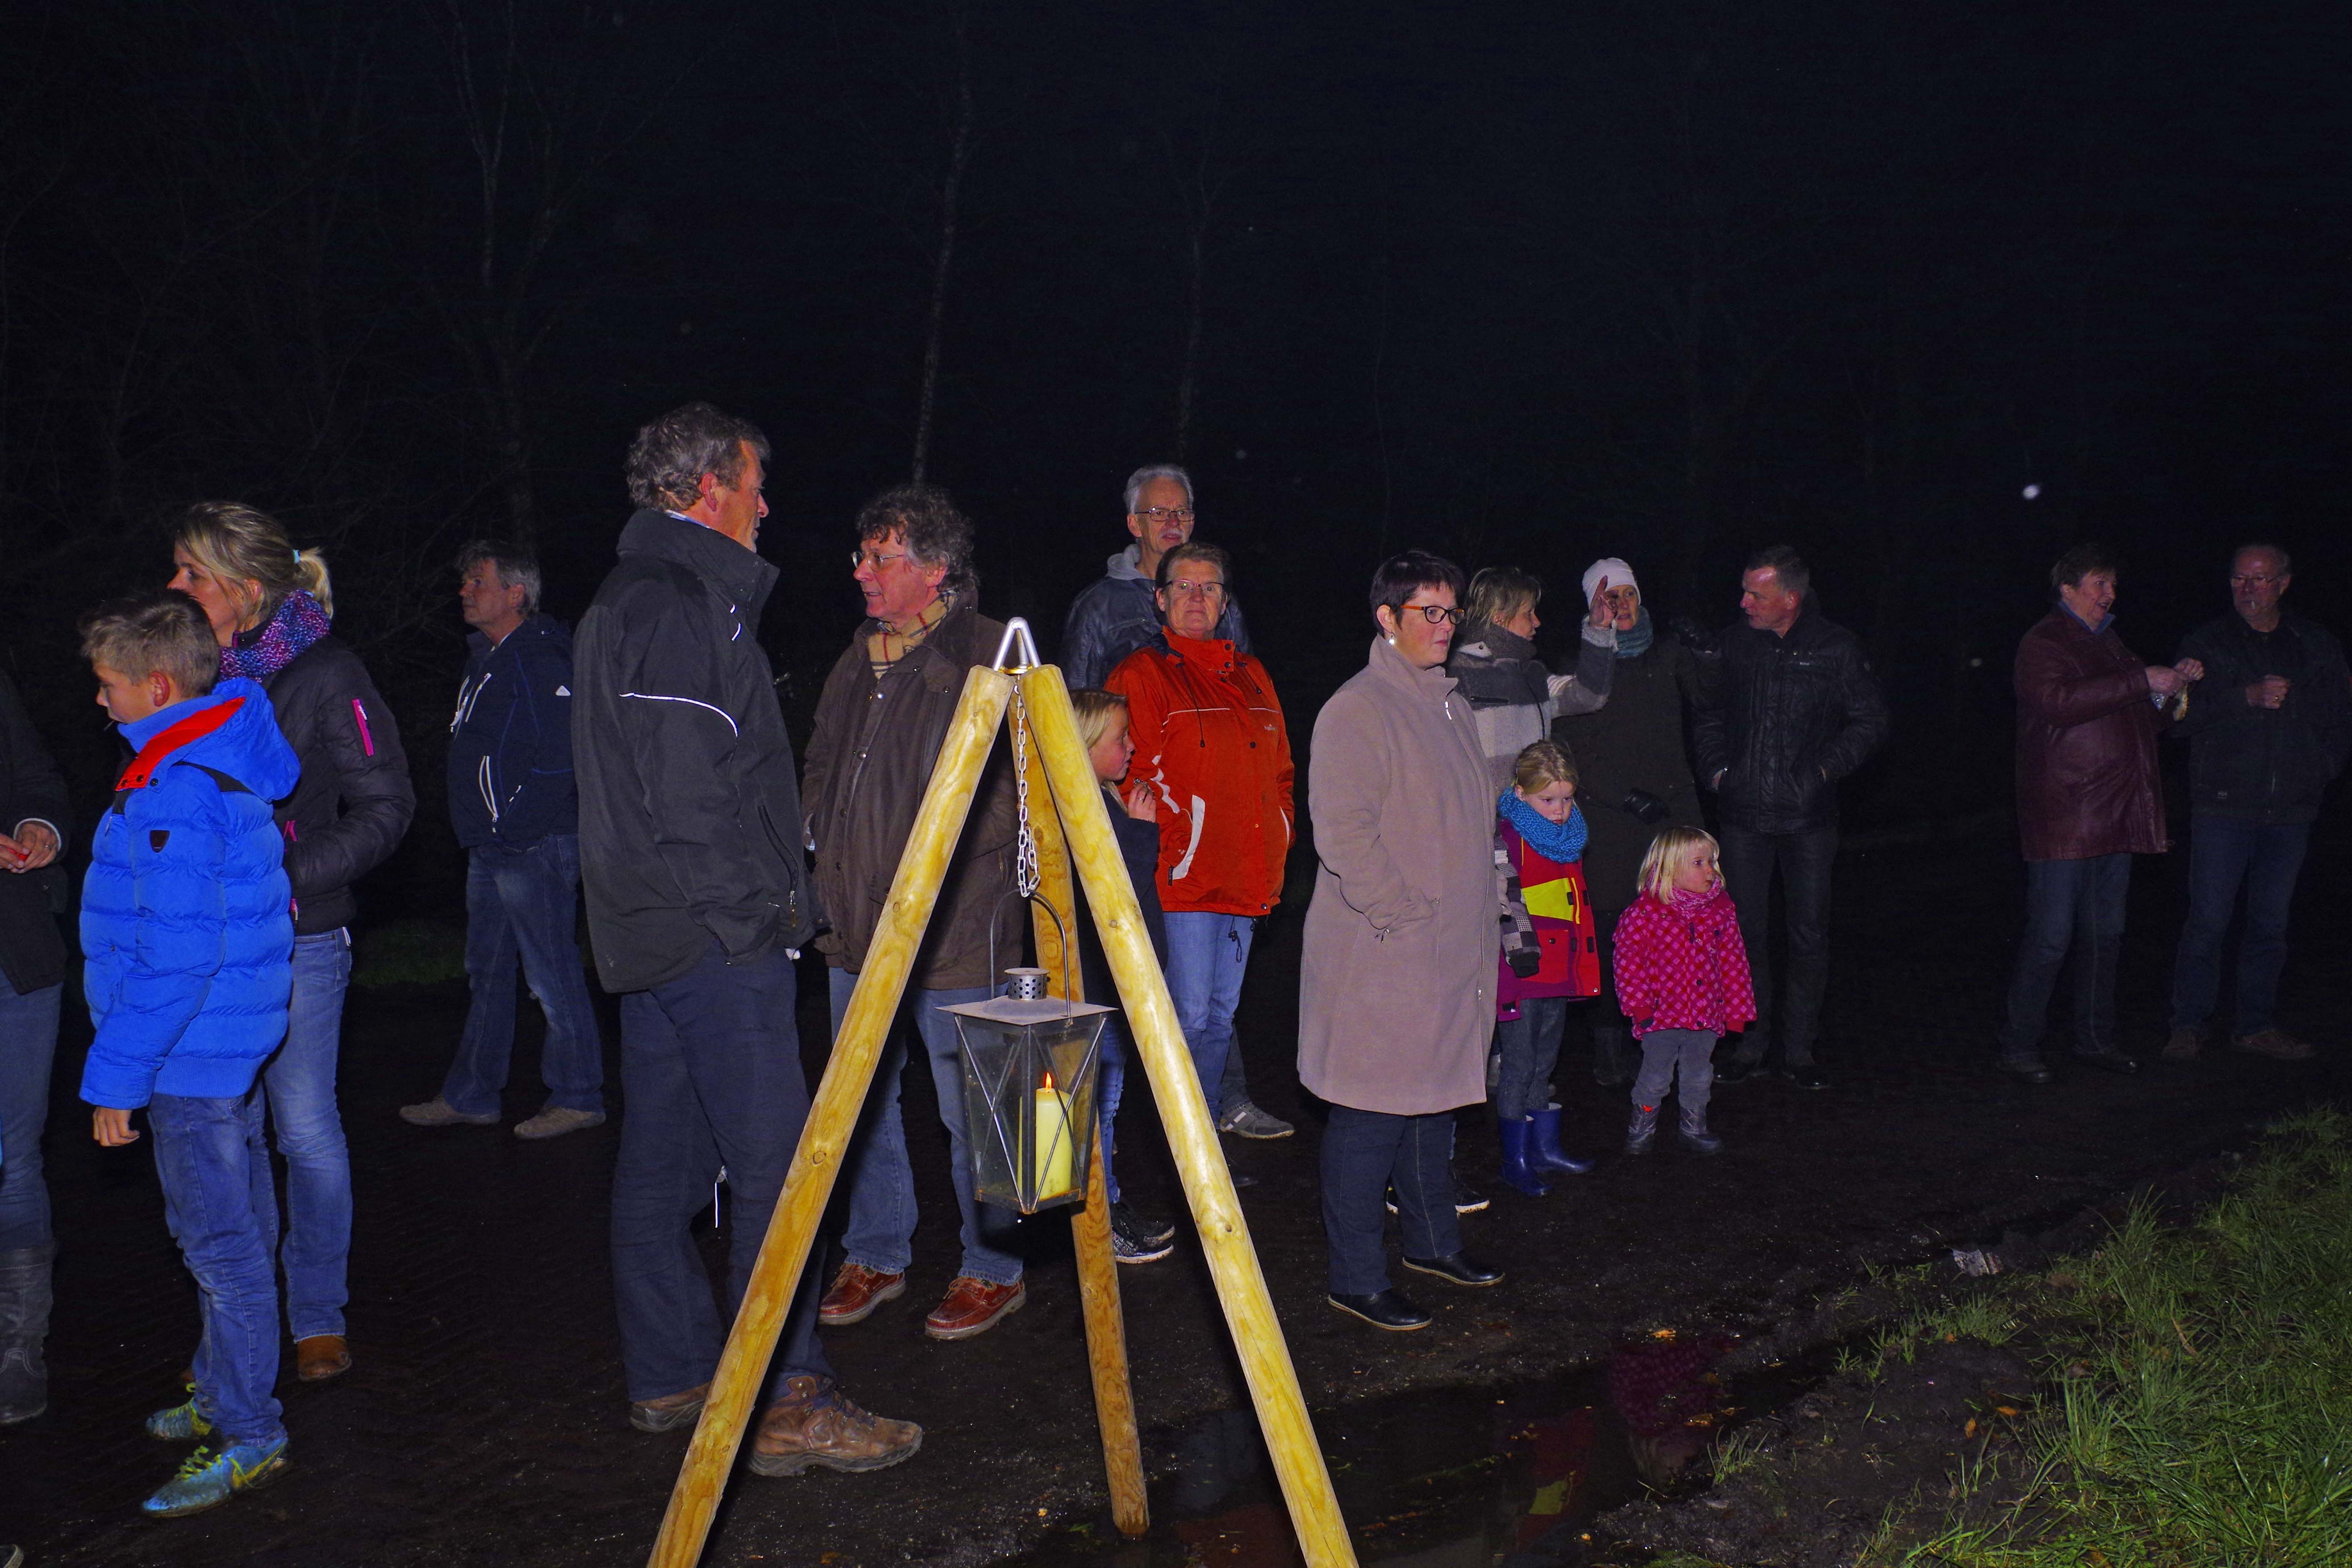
[[1014, 1336, 1822, 1568]]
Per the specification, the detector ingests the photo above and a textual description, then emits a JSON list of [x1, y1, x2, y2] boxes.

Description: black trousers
[[1718, 822, 1839, 1067]]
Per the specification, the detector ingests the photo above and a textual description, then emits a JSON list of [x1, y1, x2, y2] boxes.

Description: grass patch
[[1876, 1106, 2352, 1566], [350, 918, 468, 989]]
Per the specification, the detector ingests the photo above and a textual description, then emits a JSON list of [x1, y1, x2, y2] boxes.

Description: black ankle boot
[[1626, 1104, 1659, 1156], [0, 1245, 55, 1425]]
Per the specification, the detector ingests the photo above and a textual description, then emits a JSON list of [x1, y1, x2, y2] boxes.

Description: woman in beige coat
[[1300, 551, 1506, 1331]]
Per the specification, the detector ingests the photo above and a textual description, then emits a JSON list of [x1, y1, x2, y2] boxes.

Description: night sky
[[5, 0, 2345, 902]]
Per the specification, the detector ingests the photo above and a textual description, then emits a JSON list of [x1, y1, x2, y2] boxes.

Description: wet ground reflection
[[1016, 1332, 1784, 1568]]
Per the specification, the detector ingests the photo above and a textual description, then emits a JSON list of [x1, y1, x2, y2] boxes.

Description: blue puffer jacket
[[80, 679, 303, 1109], [446, 615, 577, 848]]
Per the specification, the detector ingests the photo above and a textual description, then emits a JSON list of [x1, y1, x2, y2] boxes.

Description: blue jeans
[[255, 929, 353, 1340], [150, 1090, 286, 1448], [0, 983, 62, 1253], [611, 942, 829, 1403], [1098, 1017, 1129, 1205], [1719, 823, 1838, 1067], [1163, 912, 1256, 1119], [1494, 995, 1568, 1122], [2171, 817, 2311, 1037], [831, 970, 1022, 1285], [2000, 854, 2130, 1059], [441, 837, 605, 1116], [1321, 1106, 1461, 1295]]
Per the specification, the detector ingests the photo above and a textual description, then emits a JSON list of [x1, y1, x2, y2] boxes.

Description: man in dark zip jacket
[[1692, 545, 1889, 1089], [402, 542, 604, 1140], [573, 402, 919, 1477], [2163, 543, 2351, 1063]]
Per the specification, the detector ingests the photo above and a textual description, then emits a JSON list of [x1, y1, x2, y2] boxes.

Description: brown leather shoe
[[294, 1334, 351, 1382], [746, 1374, 921, 1476], [628, 1382, 710, 1434], [922, 1276, 1025, 1341], [818, 1262, 907, 1327], [2232, 1027, 2315, 1062], [2161, 1026, 2203, 1062]]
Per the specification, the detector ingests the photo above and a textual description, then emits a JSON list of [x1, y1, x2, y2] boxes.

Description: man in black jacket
[[2163, 543, 2351, 1063], [574, 402, 919, 1477], [1693, 546, 1890, 1089], [0, 671, 69, 1425], [403, 542, 605, 1140]]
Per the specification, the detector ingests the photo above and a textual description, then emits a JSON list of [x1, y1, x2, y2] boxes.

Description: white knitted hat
[[1581, 557, 1638, 603]]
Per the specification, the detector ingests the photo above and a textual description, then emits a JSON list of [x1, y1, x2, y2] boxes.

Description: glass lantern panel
[[947, 1006, 1109, 1214]]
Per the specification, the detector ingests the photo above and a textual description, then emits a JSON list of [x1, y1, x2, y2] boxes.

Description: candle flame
[[1040, 1071, 1057, 1092]]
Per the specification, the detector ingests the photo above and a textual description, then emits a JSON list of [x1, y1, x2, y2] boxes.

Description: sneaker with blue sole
[[141, 1439, 288, 1518], [145, 1398, 215, 1442]]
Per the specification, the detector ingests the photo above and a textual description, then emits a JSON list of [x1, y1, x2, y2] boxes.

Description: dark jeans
[[1719, 823, 1839, 1067], [611, 942, 829, 1404], [441, 836, 605, 1116], [150, 1090, 286, 1448], [1319, 1105, 1461, 1296], [0, 983, 61, 1253], [1494, 995, 1568, 1121], [1590, 908, 1640, 1085], [2000, 853, 2130, 1059], [2171, 817, 2311, 1037]]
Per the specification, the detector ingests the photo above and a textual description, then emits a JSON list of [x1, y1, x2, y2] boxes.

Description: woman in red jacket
[[1105, 542, 1294, 1139], [1611, 827, 1755, 1157]]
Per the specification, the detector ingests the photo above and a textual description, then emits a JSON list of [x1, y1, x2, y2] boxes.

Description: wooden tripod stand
[[644, 649, 1357, 1568]]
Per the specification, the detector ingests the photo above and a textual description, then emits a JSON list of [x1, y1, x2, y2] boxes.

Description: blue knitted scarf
[[1498, 787, 1588, 864], [1613, 606, 1655, 660]]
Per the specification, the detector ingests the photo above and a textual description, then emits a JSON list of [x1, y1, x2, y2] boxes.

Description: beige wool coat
[[1298, 635, 1499, 1115]]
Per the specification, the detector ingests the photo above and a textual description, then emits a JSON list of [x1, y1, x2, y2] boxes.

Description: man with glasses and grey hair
[[403, 541, 606, 1141], [1061, 464, 1249, 688]]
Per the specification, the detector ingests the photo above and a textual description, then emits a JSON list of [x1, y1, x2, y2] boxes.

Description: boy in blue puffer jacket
[[77, 590, 302, 1520]]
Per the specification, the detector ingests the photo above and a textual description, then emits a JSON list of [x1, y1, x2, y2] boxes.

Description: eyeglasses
[[1134, 507, 1195, 525], [851, 549, 908, 571], [2230, 574, 2281, 588], [1400, 603, 1463, 626], [1162, 579, 1227, 600]]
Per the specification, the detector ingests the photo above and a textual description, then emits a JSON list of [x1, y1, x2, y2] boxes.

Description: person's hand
[[2145, 665, 2185, 698], [2174, 658, 2204, 683], [1122, 781, 1157, 823], [2247, 675, 2290, 710], [1587, 575, 1613, 629], [93, 1106, 139, 1146], [0, 820, 59, 872]]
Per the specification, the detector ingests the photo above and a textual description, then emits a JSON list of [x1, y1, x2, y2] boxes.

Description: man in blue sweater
[[402, 542, 605, 1139], [78, 589, 302, 1518]]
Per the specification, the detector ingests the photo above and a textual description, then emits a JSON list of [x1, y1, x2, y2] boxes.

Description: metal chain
[[1009, 687, 1040, 899]]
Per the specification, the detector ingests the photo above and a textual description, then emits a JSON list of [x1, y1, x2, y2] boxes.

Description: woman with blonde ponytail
[[168, 502, 414, 1382]]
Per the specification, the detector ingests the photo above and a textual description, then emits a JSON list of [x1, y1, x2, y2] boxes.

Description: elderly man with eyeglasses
[[1060, 464, 1249, 690], [2161, 543, 2351, 1064], [1106, 542, 1296, 1147]]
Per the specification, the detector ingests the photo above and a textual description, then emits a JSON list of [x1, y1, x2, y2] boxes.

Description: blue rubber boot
[[1528, 1104, 1595, 1175], [140, 1438, 289, 1518], [1494, 1117, 1550, 1197]]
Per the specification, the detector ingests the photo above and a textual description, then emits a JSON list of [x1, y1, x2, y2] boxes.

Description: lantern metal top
[[938, 995, 1116, 1026]]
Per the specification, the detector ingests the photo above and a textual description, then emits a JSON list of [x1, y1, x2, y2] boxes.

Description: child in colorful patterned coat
[[1610, 827, 1756, 1156], [1491, 741, 1603, 1196]]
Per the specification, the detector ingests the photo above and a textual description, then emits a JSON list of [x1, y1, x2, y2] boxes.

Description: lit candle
[[1031, 1071, 1073, 1198]]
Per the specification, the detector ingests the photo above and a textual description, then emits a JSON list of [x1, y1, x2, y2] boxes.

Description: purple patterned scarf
[[220, 590, 332, 681]]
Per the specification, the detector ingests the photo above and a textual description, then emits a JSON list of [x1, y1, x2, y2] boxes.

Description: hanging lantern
[[941, 968, 1112, 1214]]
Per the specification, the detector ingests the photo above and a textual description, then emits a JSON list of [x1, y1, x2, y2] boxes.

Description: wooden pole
[[1018, 666, 1358, 1568], [1017, 703, 1149, 1537], [647, 667, 1016, 1568]]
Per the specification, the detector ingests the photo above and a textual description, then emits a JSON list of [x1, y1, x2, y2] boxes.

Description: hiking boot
[[1677, 1105, 1723, 1157], [139, 1438, 289, 1518], [1218, 1101, 1294, 1139], [923, 1276, 1026, 1340], [398, 1096, 498, 1128], [295, 1334, 350, 1382], [0, 1246, 54, 1425], [818, 1262, 906, 1327], [628, 1382, 709, 1434], [1110, 1203, 1175, 1263], [513, 1105, 607, 1141], [1626, 1104, 1660, 1156], [2160, 1026, 2203, 1062], [2232, 1027, 2315, 1062], [146, 1398, 215, 1443], [1494, 1117, 1549, 1198], [748, 1374, 921, 1476]]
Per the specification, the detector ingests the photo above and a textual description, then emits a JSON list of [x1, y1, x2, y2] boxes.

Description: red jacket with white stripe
[[1610, 884, 1757, 1039], [1106, 632, 1294, 917]]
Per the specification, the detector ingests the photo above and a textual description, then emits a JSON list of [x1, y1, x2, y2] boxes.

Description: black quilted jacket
[[1692, 608, 1889, 834]]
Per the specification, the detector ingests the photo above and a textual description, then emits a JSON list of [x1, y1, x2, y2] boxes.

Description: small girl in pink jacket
[[1611, 827, 1757, 1157]]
